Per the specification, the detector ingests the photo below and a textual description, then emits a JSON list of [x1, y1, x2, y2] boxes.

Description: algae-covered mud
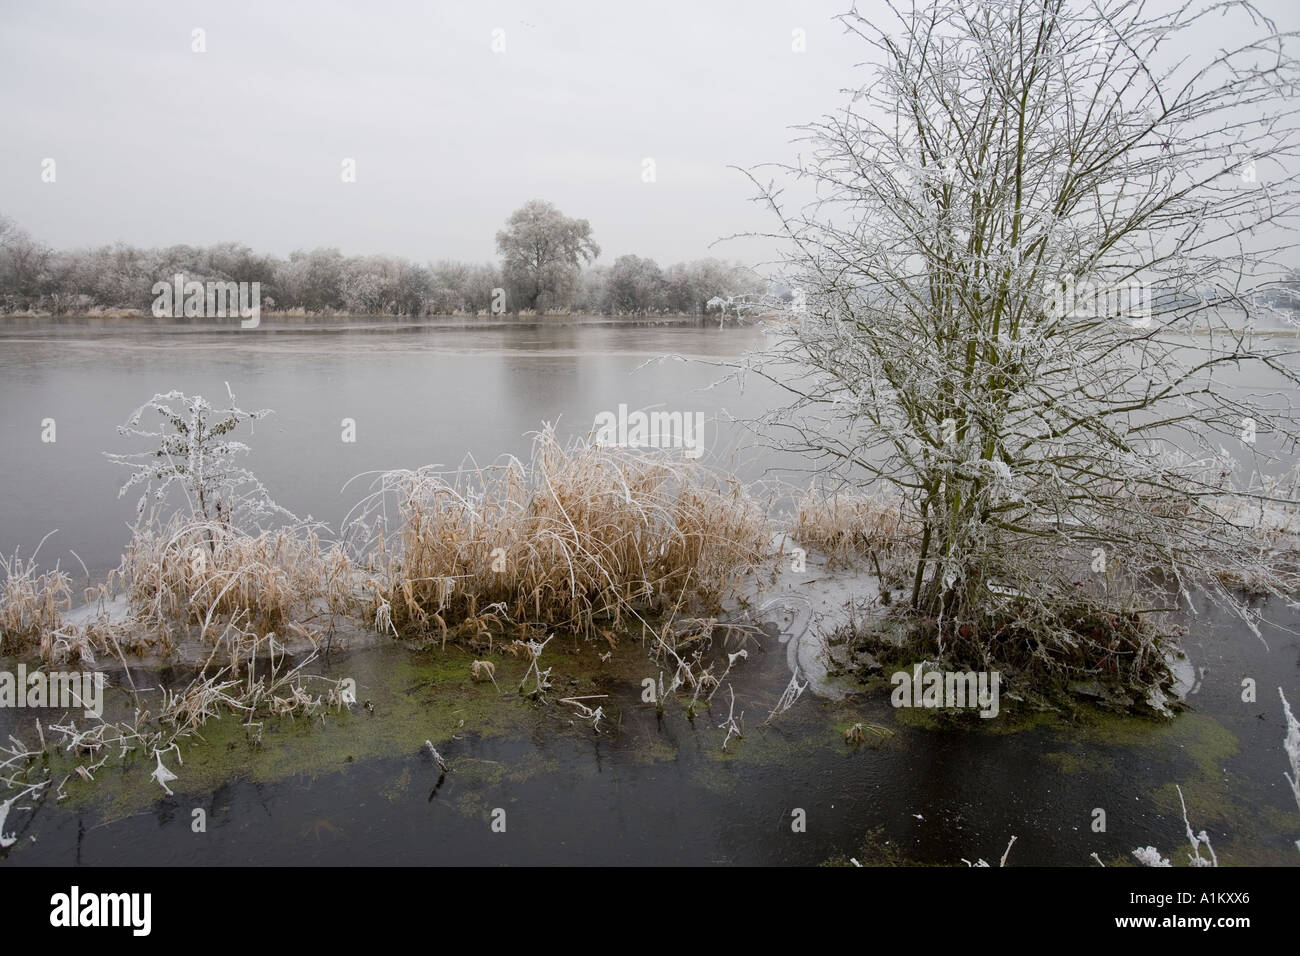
[[2, 594, 1295, 866]]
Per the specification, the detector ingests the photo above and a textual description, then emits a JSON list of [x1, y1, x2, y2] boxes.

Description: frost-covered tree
[[608, 254, 665, 314], [496, 200, 600, 313], [573, 264, 612, 314], [742, 0, 1300, 679], [0, 216, 51, 307], [272, 248, 345, 312]]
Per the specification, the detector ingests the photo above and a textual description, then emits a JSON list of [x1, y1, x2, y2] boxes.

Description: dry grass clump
[[357, 428, 770, 643], [113, 516, 359, 659], [791, 487, 916, 569], [40, 613, 130, 667], [0, 545, 72, 654]]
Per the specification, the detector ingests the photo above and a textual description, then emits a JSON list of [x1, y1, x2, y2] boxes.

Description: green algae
[[1044, 749, 1116, 776], [51, 642, 592, 820], [39, 620, 687, 826]]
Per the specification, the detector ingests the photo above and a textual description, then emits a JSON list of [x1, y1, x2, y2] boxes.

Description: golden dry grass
[[0, 546, 71, 654], [112, 516, 359, 662], [6, 436, 772, 666], [790, 486, 915, 568], [361, 428, 771, 643]]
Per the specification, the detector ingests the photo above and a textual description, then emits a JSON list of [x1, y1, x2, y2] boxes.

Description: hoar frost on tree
[[738, 0, 1300, 690], [105, 383, 294, 541]]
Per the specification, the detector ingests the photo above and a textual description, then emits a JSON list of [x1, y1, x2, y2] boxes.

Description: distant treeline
[[0, 212, 768, 317]]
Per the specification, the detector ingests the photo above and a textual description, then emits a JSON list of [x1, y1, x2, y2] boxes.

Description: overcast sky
[[2, 0, 1296, 267]]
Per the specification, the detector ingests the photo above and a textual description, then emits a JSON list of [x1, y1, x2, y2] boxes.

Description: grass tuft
[[357, 427, 770, 643]]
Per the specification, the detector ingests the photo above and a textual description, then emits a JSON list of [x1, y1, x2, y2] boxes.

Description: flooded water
[[1, 597, 1297, 866], [1, 316, 1298, 866]]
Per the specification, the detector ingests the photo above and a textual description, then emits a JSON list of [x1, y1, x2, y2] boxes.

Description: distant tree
[[425, 261, 502, 315], [660, 258, 765, 315], [274, 248, 345, 312], [75, 243, 152, 309], [464, 262, 504, 315], [390, 260, 432, 315], [608, 254, 664, 314], [0, 214, 18, 252], [199, 241, 279, 298], [1270, 267, 1300, 315], [573, 264, 612, 314], [495, 200, 600, 313], [340, 255, 392, 314], [429, 259, 470, 314], [0, 217, 52, 306]]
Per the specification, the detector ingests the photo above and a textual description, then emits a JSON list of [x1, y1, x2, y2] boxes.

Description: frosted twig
[[761, 669, 808, 727], [1177, 784, 1217, 867], [999, 835, 1017, 867], [1133, 782, 1217, 867], [516, 634, 554, 697], [1279, 687, 1300, 851], [718, 684, 744, 750], [560, 696, 607, 731], [423, 740, 448, 772]]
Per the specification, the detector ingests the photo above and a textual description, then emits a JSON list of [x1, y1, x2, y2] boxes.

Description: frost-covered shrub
[[105, 384, 293, 536]]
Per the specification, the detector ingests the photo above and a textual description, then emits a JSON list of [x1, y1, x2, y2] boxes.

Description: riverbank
[[0, 311, 761, 331]]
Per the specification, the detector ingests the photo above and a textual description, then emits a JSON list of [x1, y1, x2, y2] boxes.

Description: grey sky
[[1, 0, 1295, 266]]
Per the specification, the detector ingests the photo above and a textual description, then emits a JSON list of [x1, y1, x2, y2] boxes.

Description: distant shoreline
[[2, 312, 1292, 335], [0, 311, 765, 331]]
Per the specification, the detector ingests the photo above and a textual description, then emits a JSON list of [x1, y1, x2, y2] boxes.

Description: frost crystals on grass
[[1280, 687, 1300, 852], [150, 744, 182, 797]]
